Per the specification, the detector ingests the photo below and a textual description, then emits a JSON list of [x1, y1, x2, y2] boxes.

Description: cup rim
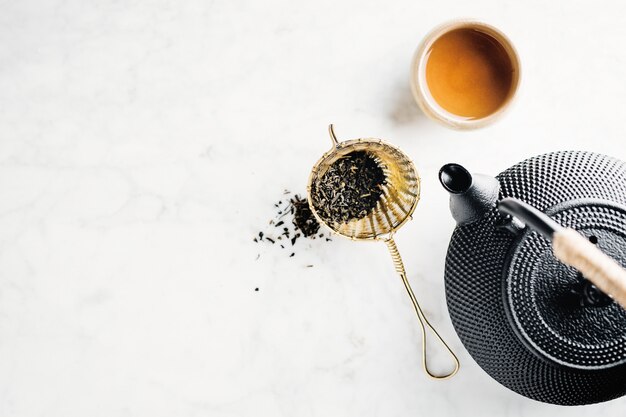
[[410, 19, 521, 130]]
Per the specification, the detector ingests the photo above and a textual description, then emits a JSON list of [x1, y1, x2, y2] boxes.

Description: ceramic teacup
[[410, 20, 521, 130]]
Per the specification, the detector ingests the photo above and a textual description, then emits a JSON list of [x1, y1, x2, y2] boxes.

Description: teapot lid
[[505, 199, 626, 369]]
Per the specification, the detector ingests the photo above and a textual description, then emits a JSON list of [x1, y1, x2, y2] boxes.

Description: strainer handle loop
[[384, 237, 460, 380]]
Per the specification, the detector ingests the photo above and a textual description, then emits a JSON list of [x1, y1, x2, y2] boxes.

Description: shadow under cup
[[411, 21, 521, 129]]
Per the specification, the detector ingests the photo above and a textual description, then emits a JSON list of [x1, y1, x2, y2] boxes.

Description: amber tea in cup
[[411, 21, 520, 129]]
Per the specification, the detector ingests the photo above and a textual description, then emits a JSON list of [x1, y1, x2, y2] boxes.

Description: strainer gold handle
[[385, 237, 460, 380]]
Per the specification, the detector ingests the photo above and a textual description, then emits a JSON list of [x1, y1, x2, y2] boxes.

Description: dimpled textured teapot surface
[[444, 151, 626, 405]]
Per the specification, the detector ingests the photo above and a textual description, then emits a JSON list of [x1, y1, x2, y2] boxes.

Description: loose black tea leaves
[[311, 151, 386, 225], [254, 190, 330, 260], [291, 194, 320, 237]]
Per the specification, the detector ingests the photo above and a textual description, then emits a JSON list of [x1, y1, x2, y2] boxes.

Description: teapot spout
[[439, 163, 501, 226]]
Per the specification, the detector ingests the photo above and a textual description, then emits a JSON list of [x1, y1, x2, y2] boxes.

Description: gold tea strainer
[[307, 125, 459, 380]]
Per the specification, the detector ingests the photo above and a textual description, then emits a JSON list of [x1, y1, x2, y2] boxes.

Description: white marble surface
[[2, 0, 626, 415]]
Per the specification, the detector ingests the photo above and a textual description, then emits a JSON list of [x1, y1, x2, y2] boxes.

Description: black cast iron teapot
[[439, 151, 626, 405]]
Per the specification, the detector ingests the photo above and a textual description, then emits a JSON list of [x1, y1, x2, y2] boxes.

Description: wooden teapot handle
[[553, 228, 626, 310]]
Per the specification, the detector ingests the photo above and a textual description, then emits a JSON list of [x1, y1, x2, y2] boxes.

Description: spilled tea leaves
[[254, 190, 331, 260]]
